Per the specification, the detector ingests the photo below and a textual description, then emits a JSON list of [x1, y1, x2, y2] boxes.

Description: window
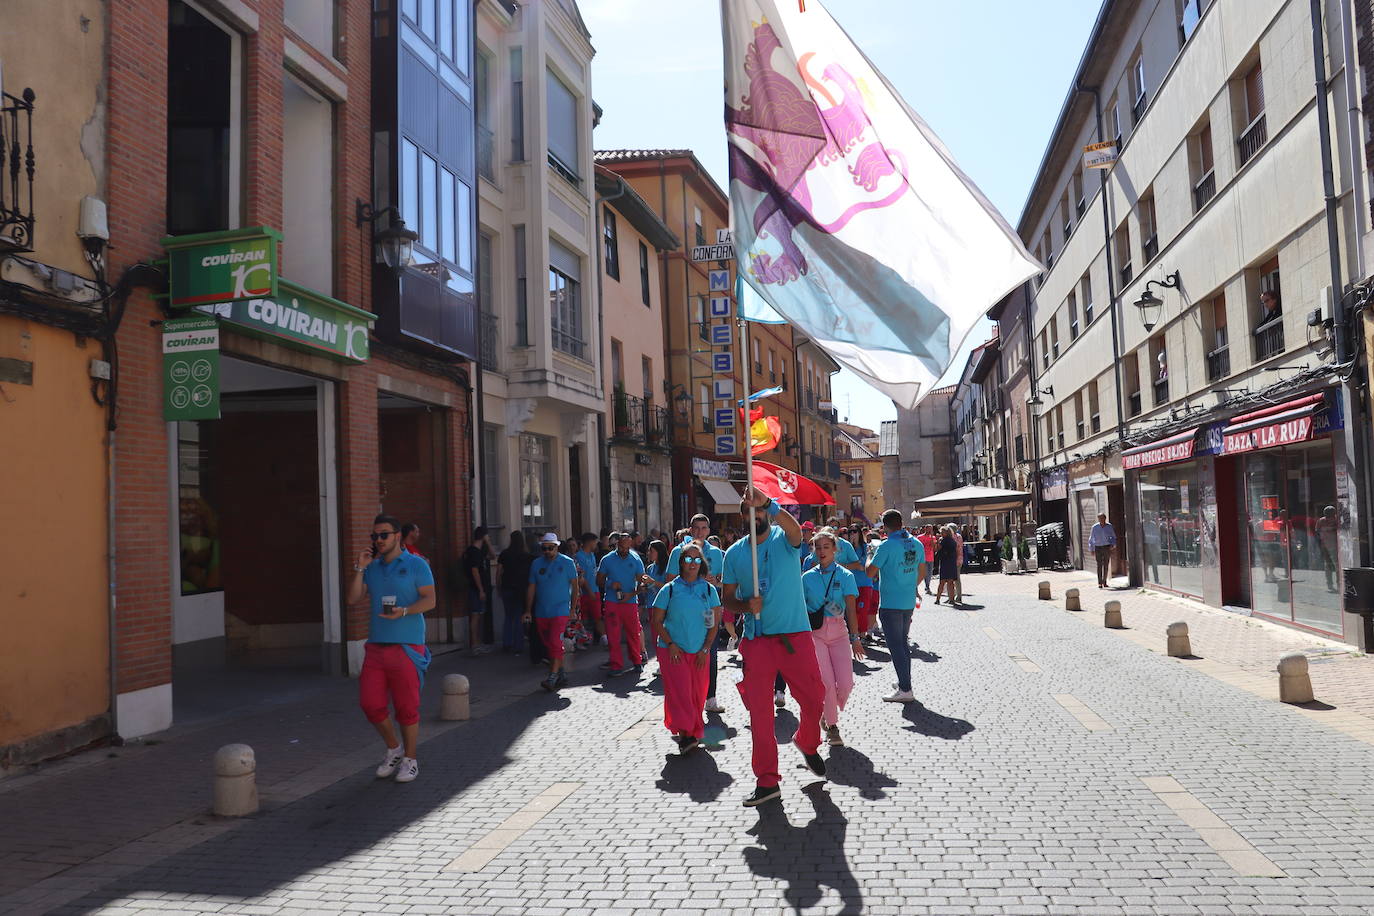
[[514, 225, 528, 345], [176, 421, 222, 596], [1054, 405, 1065, 450], [1081, 272, 1094, 323], [1050, 316, 1060, 359], [768, 348, 776, 383], [1140, 192, 1158, 262], [1039, 329, 1049, 370], [510, 47, 524, 161], [475, 51, 493, 181], [1115, 223, 1132, 287], [1074, 391, 1085, 440], [549, 240, 584, 359], [478, 232, 497, 371], [1129, 52, 1147, 125], [1192, 121, 1216, 210], [1150, 334, 1168, 406], [850, 494, 865, 515], [1060, 192, 1072, 238], [546, 69, 579, 183], [1237, 59, 1266, 165], [699, 383, 711, 430], [285, 0, 336, 58], [1124, 352, 1142, 417], [694, 207, 705, 247], [1067, 291, 1079, 339], [167, 0, 240, 235], [481, 425, 503, 528], [695, 296, 708, 340], [610, 338, 623, 388], [1206, 294, 1230, 381], [1253, 255, 1284, 360], [603, 207, 619, 279], [1108, 93, 1122, 147], [282, 73, 333, 293], [752, 337, 761, 374], [1073, 168, 1086, 217], [638, 241, 650, 306], [1042, 229, 1053, 269], [519, 433, 551, 526], [1179, 0, 1203, 44], [1088, 380, 1101, 433], [642, 356, 653, 403], [851, 466, 863, 486]]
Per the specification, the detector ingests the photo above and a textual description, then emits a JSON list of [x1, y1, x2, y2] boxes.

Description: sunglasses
[[540, 545, 559, 551], [370, 531, 396, 541], [682, 556, 703, 565]]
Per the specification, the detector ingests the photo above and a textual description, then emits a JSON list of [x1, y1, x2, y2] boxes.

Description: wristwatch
[[353, 564, 365, 572]]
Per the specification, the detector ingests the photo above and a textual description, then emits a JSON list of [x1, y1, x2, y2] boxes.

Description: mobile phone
[[370, 544, 378, 558]]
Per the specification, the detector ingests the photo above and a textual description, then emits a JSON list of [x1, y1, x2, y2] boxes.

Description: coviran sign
[[162, 227, 282, 308], [196, 279, 374, 363]]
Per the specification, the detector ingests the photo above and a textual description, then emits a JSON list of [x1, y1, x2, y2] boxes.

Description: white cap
[[540, 532, 560, 544]]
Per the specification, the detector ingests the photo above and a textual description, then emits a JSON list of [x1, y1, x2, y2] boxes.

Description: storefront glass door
[[1137, 463, 1204, 599]]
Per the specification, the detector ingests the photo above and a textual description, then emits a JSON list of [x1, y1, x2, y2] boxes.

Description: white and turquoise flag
[[722, 0, 1041, 409]]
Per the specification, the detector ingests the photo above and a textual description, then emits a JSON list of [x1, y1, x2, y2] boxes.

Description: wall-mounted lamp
[[1132, 270, 1181, 332], [356, 199, 418, 270], [1026, 384, 1054, 415]]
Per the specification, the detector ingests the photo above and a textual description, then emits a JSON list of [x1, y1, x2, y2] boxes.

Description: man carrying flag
[[722, 487, 827, 807]]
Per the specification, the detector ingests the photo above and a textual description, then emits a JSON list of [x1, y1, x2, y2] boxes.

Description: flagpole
[[737, 283, 762, 626]]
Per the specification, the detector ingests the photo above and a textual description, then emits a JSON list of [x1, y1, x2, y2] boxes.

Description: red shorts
[[359, 643, 423, 726], [578, 593, 603, 622], [537, 615, 569, 659]]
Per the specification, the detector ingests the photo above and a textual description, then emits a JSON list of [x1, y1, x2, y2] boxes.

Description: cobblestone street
[[7, 571, 1374, 915]]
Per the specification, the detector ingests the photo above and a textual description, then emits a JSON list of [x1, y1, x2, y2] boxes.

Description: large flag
[[752, 460, 835, 506], [722, 0, 1041, 409]]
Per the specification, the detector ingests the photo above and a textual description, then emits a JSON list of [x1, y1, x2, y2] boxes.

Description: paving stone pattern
[[7, 573, 1374, 914]]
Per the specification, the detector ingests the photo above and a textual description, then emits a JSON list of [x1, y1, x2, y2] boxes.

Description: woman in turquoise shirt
[[802, 528, 866, 748], [649, 542, 721, 754]]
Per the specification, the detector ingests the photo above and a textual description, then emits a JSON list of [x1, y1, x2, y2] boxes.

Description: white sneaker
[[883, 689, 916, 703], [774, 690, 786, 708], [704, 696, 725, 714], [394, 756, 419, 783], [600, 635, 609, 646], [375, 745, 403, 778]]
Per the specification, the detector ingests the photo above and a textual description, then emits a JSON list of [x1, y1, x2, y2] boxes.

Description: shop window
[[178, 421, 223, 596], [1138, 464, 1204, 599], [519, 433, 551, 526], [167, 0, 240, 235]]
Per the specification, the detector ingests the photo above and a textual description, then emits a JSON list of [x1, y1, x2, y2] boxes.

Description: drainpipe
[[595, 178, 629, 532], [1023, 281, 1043, 525]]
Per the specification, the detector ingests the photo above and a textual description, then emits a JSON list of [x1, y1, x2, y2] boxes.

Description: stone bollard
[[1166, 621, 1192, 658], [1277, 652, 1315, 704], [1065, 588, 1081, 611], [213, 744, 258, 817], [1038, 580, 1051, 600], [440, 673, 470, 721], [1104, 600, 1123, 629]]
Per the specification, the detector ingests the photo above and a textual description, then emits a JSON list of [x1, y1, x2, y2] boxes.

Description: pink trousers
[[811, 616, 855, 727], [659, 647, 710, 739], [737, 633, 825, 787], [604, 601, 645, 669]]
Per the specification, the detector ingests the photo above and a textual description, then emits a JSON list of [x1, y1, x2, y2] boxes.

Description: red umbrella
[[752, 460, 835, 506]]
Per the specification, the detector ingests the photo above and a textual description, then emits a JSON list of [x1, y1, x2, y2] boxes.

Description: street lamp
[[1026, 384, 1054, 414], [355, 200, 418, 270], [1132, 270, 1181, 332]]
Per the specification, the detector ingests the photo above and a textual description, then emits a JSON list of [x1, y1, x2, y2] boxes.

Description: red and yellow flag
[[740, 405, 781, 456]]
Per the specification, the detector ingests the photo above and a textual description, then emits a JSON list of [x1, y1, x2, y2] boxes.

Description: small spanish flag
[[740, 405, 782, 456]]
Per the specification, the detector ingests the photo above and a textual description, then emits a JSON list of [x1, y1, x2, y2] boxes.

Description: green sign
[[197, 279, 374, 363], [162, 226, 282, 309], [163, 315, 220, 420]]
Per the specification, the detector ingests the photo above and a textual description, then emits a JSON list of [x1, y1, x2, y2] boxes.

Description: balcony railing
[[1119, 261, 1134, 287], [552, 327, 586, 360], [1127, 391, 1142, 417], [1091, 413, 1101, 433], [477, 124, 495, 183], [0, 86, 37, 252], [1206, 344, 1230, 381], [804, 387, 815, 409], [828, 459, 841, 480], [1132, 92, 1148, 125], [610, 394, 669, 448], [1254, 317, 1285, 361], [1193, 170, 1216, 211], [1237, 113, 1267, 167], [1153, 377, 1169, 407], [479, 311, 500, 372], [1143, 233, 1159, 262]]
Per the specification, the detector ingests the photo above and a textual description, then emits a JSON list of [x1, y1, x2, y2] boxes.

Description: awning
[[912, 485, 1032, 519], [1122, 427, 1199, 470], [700, 478, 742, 513], [1221, 393, 1327, 455]]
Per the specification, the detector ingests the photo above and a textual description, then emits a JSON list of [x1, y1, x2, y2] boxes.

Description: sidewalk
[[0, 643, 566, 913], [970, 566, 1374, 719]]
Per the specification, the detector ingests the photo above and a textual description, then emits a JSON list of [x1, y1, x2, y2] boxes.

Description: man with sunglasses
[[525, 531, 582, 691], [348, 514, 436, 784]]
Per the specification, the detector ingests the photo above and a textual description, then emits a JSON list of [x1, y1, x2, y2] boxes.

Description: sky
[[581, 0, 1104, 434]]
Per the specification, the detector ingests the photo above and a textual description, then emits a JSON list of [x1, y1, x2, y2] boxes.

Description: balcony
[[1193, 170, 1216, 211], [1127, 391, 1142, 417], [1143, 233, 1158, 263], [610, 394, 670, 449], [806, 454, 841, 481], [1153, 377, 1169, 407], [1254, 317, 1285, 361], [1091, 413, 1101, 433], [1206, 344, 1230, 381], [1119, 261, 1133, 287], [1237, 113, 1267, 166], [804, 387, 815, 409], [828, 459, 841, 480], [479, 311, 500, 372], [477, 124, 495, 183], [1131, 92, 1148, 125], [0, 86, 36, 252]]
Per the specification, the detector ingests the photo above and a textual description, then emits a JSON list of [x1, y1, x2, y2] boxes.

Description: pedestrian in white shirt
[[1088, 513, 1117, 588]]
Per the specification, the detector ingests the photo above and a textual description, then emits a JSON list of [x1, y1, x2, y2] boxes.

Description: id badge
[[757, 577, 771, 596]]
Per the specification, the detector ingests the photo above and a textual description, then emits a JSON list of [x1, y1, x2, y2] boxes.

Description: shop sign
[[163, 227, 281, 309], [162, 314, 220, 421], [1041, 467, 1068, 501], [635, 453, 652, 466], [197, 279, 374, 363], [1198, 423, 1226, 455], [1314, 393, 1344, 433], [1223, 415, 1313, 454], [692, 456, 730, 480], [1122, 437, 1195, 470]]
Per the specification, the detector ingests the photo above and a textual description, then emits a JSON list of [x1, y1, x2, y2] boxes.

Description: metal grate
[[0, 87, 37, 252], [1237, 113, 1267, 166]]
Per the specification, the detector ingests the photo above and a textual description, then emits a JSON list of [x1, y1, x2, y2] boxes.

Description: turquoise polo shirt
[[651, 578, 720, 653], [597, 550, 645, 604], [666, 540, 725, 580], [722, 525, 809, 637], [802, 562, 859, 618], [362, 551, 434, 644], [529, 553, 580, 618], [870, 529, 922, 611], [574, 550, 598, 594]]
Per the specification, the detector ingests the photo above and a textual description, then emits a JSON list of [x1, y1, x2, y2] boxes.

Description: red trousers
[[359, 643, 422, 726], [659, 647, 710, 739], [579, 593, 603, 622], [536, 615, 568, 659], [857, 586, 878, 632], [604, 601, 645, 669], [737, 633, 825, 787]]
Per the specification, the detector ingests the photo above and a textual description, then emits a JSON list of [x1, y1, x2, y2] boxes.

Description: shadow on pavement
[[654, 751, 735, 803], [901, 703, 975, 740], [773, 708, 799, 744], [824, 746, 898, 801], [743, 786, 862, 915]]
